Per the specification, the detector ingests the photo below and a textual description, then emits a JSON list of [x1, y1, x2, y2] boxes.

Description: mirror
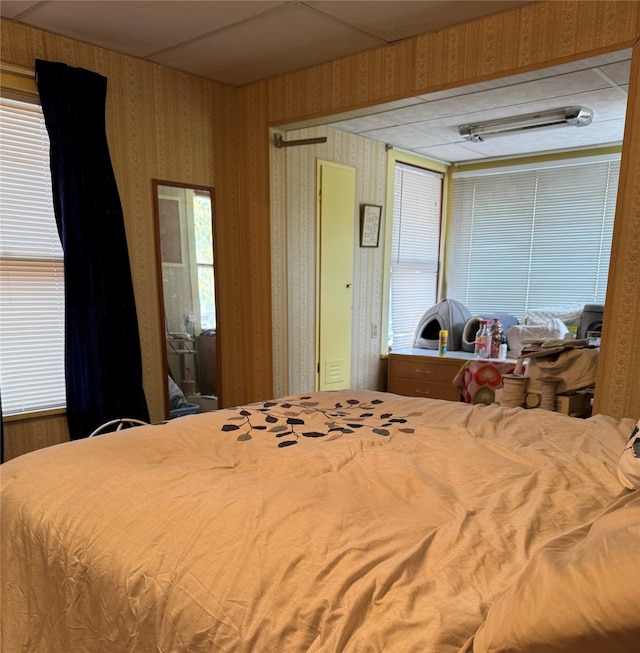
[[153, 180, 218, 419]]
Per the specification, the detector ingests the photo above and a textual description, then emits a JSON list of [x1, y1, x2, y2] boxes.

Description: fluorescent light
[[459, 107, 593, 142]]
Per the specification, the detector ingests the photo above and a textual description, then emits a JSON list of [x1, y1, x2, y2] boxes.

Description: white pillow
[[506, 319, 568, 357], [618, 419, 640, 490]]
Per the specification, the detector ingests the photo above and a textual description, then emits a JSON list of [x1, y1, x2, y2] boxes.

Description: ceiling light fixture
[[458, 106, 593, 143]]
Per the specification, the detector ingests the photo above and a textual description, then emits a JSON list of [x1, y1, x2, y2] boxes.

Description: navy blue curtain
[[36, 59, 149, 439]]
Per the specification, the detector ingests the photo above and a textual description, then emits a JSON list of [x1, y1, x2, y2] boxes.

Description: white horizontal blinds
[[390, 163, 443, 349], [527, 162, 618, 307], [0, 97, 66, 415], [447, 171, 537, 316], [447, 157, 619, 318]]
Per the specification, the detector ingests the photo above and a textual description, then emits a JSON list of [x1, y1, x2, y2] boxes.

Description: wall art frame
[[360, 204, 382, 247]]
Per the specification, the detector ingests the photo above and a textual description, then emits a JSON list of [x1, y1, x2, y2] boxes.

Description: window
[[0, 96, 66, 415], [446, 155, 619, 317], [193, 190, 215, 331], [389, 163, 443, 350]]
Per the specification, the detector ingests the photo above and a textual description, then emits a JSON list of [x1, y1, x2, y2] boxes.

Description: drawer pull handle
[[416, 389, 430, 395], [415, 369, 431, 374]]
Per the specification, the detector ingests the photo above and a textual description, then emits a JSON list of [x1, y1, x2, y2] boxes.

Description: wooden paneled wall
[[3, 413, 69, 462], [2, 0, 639, 459], [595, 39, 640, 419]]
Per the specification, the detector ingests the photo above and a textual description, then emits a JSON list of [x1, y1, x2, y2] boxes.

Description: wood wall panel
[[235, 84, 274, 402], [210, 84, 242, 408], [3, 415, 69, 461], [594, 39, 640, 419]]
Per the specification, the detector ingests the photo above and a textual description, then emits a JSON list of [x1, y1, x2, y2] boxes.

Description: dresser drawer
[[388, 357, 461, 384], [387, 377, 460, 401], [387, 350, 472, 401]]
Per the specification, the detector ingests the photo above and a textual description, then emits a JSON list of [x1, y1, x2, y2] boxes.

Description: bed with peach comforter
[[2, 390, 639, 652]]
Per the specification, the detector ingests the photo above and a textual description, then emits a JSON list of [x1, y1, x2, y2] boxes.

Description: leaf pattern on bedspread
[[220, 395, 423, 447]]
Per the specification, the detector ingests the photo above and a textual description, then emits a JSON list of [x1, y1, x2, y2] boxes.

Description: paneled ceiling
[[322, 49, 630, 162], [1, 1, 629, 162], [1, 1, 536, 85]]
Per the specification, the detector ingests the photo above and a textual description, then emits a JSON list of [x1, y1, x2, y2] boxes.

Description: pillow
[[618, 420, 640, 490], [462, 490, 640, 653]]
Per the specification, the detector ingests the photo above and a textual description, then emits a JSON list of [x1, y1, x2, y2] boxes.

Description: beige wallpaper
[[270, 126, 387, 396]]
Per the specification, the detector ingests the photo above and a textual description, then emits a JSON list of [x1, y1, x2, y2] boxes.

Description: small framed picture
[[360, 204, 382, 247]]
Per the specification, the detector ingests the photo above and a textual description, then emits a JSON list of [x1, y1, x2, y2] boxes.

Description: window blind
[[0, 97, 66, 415], [446, 157, 619, 318], [390, 163, 443, 350]]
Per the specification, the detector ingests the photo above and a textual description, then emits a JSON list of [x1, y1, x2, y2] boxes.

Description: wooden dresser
[[387, 348, 474, 401]]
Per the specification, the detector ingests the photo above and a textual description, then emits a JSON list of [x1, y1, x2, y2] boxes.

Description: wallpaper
[[270, 126, 387, 397]]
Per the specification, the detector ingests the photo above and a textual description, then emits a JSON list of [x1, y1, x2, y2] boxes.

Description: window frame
[[381, 150, 449, 354]]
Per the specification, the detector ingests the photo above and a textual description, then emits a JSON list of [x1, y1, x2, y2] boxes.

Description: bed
[[2, 390, 639, 652]]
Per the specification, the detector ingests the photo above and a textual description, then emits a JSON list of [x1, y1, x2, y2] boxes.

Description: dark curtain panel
[[36, 59, 149, 439]]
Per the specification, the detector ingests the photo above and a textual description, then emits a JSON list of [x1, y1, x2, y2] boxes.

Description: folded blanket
[[525, 348, 598, 394]]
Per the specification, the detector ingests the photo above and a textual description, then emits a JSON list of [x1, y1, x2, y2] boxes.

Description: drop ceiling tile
[[151, 3, 385, 85], [416, 78, 511, 102], [413, 142, 490, 163], [0, 1, 41, 20], [330, 112, 404, 133], [306, 0, 535, 42], [444, 125, 617, 161], [414, 50, 631, 102], [12, 1, 285, 58], [356, 123, 453, 149], [391, 69, 618, 126], [596, 60, 632, 87]]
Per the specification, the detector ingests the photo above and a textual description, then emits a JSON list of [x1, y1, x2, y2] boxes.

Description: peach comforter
[[1, 390, 638, 652]]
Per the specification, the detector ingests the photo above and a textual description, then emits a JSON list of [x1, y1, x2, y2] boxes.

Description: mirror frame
[[152, 179, 219, 420]]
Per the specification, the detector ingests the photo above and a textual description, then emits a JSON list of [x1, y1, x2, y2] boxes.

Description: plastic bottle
[[438, 329, 448, 357], [181, 365, 196, 397], [474, 320, 491, 358], [489, 318, 504, 358]]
